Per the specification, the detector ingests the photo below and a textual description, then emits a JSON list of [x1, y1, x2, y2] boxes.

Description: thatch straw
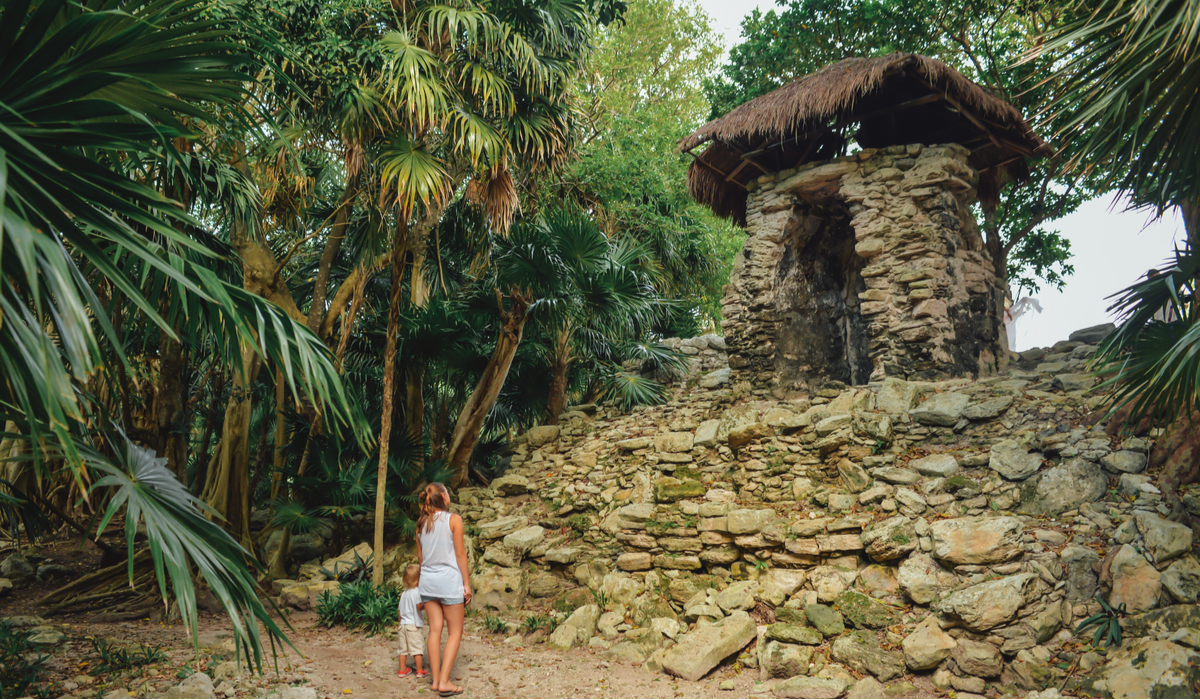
[[680, 53, 1046, 223]]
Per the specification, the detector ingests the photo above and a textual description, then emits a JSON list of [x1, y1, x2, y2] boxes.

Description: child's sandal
[[397, 668, 414, 678], [415, 670, 429, 677]]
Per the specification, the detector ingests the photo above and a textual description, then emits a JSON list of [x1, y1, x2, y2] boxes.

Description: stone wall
[[457, 334, 1200, 696], [722, 144, 1007, 394]]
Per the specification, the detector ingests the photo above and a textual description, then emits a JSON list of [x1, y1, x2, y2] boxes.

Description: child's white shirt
[[399, 587, 423, 627]]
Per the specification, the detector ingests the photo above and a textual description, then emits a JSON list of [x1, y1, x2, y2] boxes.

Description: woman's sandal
[[438, 685, 465, 697]]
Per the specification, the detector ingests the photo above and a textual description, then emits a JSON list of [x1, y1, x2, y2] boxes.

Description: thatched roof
[[681, 53, 1048, 223]]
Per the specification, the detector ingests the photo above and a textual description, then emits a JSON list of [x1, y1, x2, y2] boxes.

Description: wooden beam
[[941, 94, 1036, 158]]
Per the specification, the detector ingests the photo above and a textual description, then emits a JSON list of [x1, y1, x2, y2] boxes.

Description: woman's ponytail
[[416, 482, 451, 534]]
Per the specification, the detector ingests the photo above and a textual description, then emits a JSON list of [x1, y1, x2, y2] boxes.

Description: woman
[[416, 482, 473, 697]]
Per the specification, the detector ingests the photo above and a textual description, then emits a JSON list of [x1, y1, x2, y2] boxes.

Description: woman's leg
[[437, 603, 466, 692], [424, 601, 446, 691]]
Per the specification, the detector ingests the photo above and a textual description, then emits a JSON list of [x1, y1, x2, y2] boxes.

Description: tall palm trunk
[[372, 220, 410, 585], [201, 346, 263, 551], [151, 332, 190, 480], [447, 293, 529, 487], [545, 326, 572, 425]]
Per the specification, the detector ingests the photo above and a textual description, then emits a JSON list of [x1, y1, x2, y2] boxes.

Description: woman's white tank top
[[418, 511, 464, 599]]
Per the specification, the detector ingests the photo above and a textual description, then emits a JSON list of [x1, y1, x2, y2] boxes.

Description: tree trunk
[[308, 180, 358, 337], [404, 366, 425, 443], [545, 327, 572, 425], [193, 371, 225, 495], [446, 295, 529, 487], [1182, 200, 1200, 249], [151, 333, 190, 481], [200, 347, 263, 552], [270, 367, 287, 502], [372, 222, 410, 586]]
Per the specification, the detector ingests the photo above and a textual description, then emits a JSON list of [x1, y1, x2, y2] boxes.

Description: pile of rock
[[455, 333, 1200, 697]]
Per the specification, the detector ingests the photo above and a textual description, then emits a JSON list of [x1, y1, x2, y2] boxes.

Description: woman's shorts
[[421, 595, 465, 606], [398, 624, 425, 656]]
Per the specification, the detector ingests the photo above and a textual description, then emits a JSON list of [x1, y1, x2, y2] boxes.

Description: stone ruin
[[679, 53, 1047, 394]]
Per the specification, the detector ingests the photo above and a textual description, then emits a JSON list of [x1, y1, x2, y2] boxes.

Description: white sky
[[694, 0, 1188, 351]]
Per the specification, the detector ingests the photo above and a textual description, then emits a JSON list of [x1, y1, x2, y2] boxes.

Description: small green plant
[[316, 580, 400, 635], [318, 550, 374, 582], [871, 439, 886, 455], [552, 597, 575, 614], [753, 559, 770, 572], [1, 622, 49, 697], [483, 615, 507, 634], [521, 614, 554, 634], [1076, 595, 1126, 648], [566, 514, 591, 537], [465, 523, 481, 539], [92, 638, 168, 674], [587, 584, 611, 611]]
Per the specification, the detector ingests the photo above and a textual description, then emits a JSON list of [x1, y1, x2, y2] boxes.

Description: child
[[397, 564, 428, 679]]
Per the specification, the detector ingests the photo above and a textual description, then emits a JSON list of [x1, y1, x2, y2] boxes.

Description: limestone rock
[[830, 630, 905, 681], [902, 616, 957, 671], [848, 677, 885, 699], [525, 425, 560, 447], [837, 459, 871, 493], [603, 627, 663, 664], [809, 566, 854, 603], [774, 676, 850, 699], [716, 580, 758, 613], [482, 542, 523, 568], [963, 395, 1014, 420], [930, 516, 1023, 565], [860, 515, 917, 561], [765, 623, 823, 646], [760, 640, 814, 679], [910, 392, 969, 426], [528, 573, 561, 598], [1069, 324, 1114, 344], [1123, 605, 1200, 639], [1, 554, 35, 581], [898, 552, 958, 605], [876, 378, 919, 414], [729, 422, 769, 449], [716, 407, 759, 443], [491, 474, 531, 496], [804, 603, 845, 637], [617, 552, 652, 571], [477, 516, 527, 540], [1101, 450, 1148, 474], [1060, 545, 1101, 603], [165, 672, 215, 699], [1019, 457, 1107, 517], [1110, 544, 1161, 613], [694, 420, 721, 447], [545, 546, 581, 564], [989, 440, 1042, 480], [653, 477, 705, 503], [1090, 639, 1200, 698], [471, 566, 528, 610], [1163, 556, 1200, 603], [660, 611, 756, 681], [936, 573, 1039, 631], [655, 432, 694, 453], [1136, 511, 1193, 565], [834, 590, 896, 629], [727, 508, 776, 534], [951, 638, 1003, 677], [503, 526, 545, 554], [910, 453, 959, 478], [760, 569, 806, 607], [550, 604, 600, 649], [700, 367, 730, 389]]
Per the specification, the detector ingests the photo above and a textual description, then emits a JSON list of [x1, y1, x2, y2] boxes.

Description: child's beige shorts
[[398, 624, 425, 656]]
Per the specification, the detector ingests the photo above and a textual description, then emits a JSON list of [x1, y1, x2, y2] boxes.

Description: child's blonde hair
[[402, 564, 420, 589]]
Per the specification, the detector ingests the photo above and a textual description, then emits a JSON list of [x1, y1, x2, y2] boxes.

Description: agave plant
[[1075, 594, 1126, 648]]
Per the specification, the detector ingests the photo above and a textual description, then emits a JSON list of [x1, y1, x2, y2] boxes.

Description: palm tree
[[0, 0, 363, 666]]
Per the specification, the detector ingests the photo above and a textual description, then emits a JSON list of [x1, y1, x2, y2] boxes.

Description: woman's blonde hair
[[416, 482, 451, 534], [402, 563, 420, 589]]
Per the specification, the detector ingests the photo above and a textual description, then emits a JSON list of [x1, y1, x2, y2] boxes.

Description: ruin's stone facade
[[721, 144, 1007, 393]]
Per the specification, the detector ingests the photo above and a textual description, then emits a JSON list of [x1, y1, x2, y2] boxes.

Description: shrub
[[316, 580, 401, 635], [1, 622, 48, 697], [91, 638, 168, 675], [483, 615, 507, 634]]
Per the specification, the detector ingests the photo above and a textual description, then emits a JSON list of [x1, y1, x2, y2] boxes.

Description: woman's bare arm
[[449, 513, 473, 604], [416, 535, 423, 566]]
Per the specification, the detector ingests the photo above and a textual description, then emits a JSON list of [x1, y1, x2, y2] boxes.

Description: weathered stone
[[503, 526, 545, 554], [653, 477, 705, 503], [1070, 324, 1114, 344], [491, 474, 531, 496], [716, 580, 758, 613], [830, 630, 905, 681], [165, 672, 215, 699], [528, 573, 561, 598], [1101, 450, 1148, 474], [1163, 556, 1200, 603], [860, 515, 917, 561], [1019, 457, 1107, 517], [930, 516, 1023, 565], [910, 453, 959, 477], [1110, 544, 1161, 613], [873, 467, 921, 485], [963, 395, 1014, 420], [809, 566, 854, 603], [617, 552, 652, 571], [989, 440, 1043, 480], [773, 676, 850, 699], [898, 552, 958, 605], [910, 392, 969, 426], [876, 378, 919, 414], [471, 566, 528, 610], [550, 604, 600, 649], [660, 611, 756, 681], [902, 616, 957, 671], [760, 569, 807, 607], [936, 573, 1039, 631], [26, 626, 66, 647], [604, 627, 664, 664], [0, 555, 33, 581], [319, 542, 372, 578], [1053, 373, 1095, 392], [834, 590, 896, 629], [700, 367, 731, 389], [951, 638, 1003, 677], [766, 623, 823, 646], [716, 407, 759, 444], [729, 422, 769, 448], [694, 420, 721, 447], [847, 677, 886, 699], [838, 459, 872, 493], [655, 432, 695, 453], [760, 640, 815, 679], [1060, 545, 1101, 603], [1090, 639, 1200, 698], [545, 546, 581, 564], [652, 554, 701, 570], [477, 516, 527, 540], [525, 425, 560, 447], [727, 508, 776, 534], [1136, 511, 1194, 565], [1123, 605, 1200, 639]]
